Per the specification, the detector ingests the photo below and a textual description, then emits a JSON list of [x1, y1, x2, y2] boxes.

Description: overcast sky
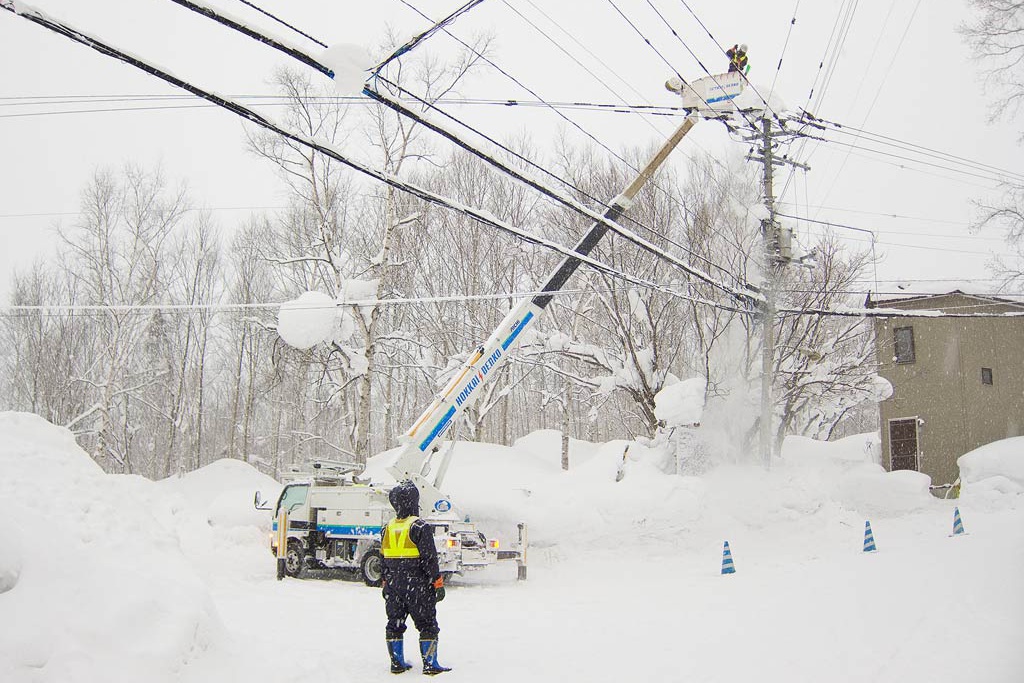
[[1, 0, 1021, 303]]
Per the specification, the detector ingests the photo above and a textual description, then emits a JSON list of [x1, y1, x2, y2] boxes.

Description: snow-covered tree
[[772, 235, 877, 445], [961, 1, 1024, 289], [60, 166, 185, 473]]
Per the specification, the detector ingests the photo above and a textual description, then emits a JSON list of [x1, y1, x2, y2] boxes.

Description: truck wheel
[[360, 549, 383, 587], [284, 540, 305, 578]]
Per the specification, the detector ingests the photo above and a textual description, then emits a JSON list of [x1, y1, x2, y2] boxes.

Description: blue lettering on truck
[[420, 406, 456, 451], [502, 311, 534, 350]]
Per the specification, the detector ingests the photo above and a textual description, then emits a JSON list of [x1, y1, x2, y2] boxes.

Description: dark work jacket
[[726, 46, 748, 73], [381, 517, 441, 587]]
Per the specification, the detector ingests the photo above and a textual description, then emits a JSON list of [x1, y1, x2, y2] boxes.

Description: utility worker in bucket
[[727, 43, 749, 74], [381, 480, 450, 675]]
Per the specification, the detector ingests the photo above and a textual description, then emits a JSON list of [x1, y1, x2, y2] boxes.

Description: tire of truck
[[360, 549, 383, 587], [284, 540, 305, 578]]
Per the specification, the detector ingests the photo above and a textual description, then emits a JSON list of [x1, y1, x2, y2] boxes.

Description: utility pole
[[746, 114, 809, 468]]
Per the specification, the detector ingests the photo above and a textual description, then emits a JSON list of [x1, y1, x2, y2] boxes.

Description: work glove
[[433, 576, 445, 603]]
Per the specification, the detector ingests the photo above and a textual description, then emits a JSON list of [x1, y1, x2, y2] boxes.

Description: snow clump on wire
[[320, 43, 374, 95], [277, 291, 344, 350]]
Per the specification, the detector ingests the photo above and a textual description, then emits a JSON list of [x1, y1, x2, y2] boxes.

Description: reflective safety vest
[[382, 516, 420, 558]]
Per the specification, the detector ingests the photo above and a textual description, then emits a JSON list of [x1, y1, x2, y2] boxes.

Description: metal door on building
[[888, 418, 919, 471]]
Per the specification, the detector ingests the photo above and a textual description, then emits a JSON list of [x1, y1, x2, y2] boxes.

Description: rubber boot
[[419, 639, 451, 675], [387, 639, 413, 674]]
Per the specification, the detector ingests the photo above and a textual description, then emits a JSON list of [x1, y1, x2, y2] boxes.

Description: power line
[[364, 81, 755, 303], [494, 0, 759, 274], [0, 95, 691, 119], [390, 0, 673, 203], [167, 0, 1007, 272], [776, 212, 1002, 261], [779, 0, 872, 205], [805, 114, 1024, 184], [775, 201, 979, 227], [233, 0, 328, 49], [812, 135, 1016, 186], [810, 0, 860, 115], [168, 0, 332, 78], [814, 0, 924, 211], [801, 0, 851, 113], [13, 90, 1018, 190], [373, 0, 486, 73], [767, 0, 802, 104], [829, 146, 1007, 192], [168, 0, 750, 291], [0, 283, 705, 315], [0, 205, 287, 220], [516, 0, 676, 135], [606, 0, 684, 84], [2, 2, 756, 313]]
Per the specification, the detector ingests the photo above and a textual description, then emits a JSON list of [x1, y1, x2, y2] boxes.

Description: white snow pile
[[366, 428, 934, 553], [959, 435, 1024, 500], [277, 290, 342, 349], [778, 433, 930, 516], [654, 376, 705, 426], [3, 410, 1024, 682], [158, 458, 280, 529], [0, 412, 222, 683], [320, 43, 374, 95]]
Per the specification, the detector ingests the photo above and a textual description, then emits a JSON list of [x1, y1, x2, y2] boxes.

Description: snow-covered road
[[183, 507, 1024, 683], [2, 413, 1022, 683]]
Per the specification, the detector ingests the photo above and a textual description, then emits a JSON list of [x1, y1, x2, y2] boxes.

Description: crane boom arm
[[388, 113, 700, 485]]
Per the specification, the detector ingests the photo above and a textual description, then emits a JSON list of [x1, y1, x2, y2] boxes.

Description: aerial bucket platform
[[666, 71, 746, 114]]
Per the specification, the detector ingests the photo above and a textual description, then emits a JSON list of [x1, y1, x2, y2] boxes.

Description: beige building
[[868, 291, 1024, 491]]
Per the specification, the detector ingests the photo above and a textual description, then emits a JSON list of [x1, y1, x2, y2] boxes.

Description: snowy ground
[[1, 412, 1022, 683]]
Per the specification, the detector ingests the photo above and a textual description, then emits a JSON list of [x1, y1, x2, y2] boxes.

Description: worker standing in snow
[[381, 480, 451, 675], [727, 43, 749, 75]]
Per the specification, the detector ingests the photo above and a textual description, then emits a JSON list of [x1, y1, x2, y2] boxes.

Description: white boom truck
[[257, 457, 525, 584], [258, 98, 715, 586]]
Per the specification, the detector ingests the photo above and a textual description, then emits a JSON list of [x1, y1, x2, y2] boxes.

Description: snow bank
[[154, 458, 282, 585], [4, 413, 1024, 682], [159, 458, 280, 529], [958, 436, 1024, 507], [784, 432, 881, 464], [363, 428, 935, 554], [778, 433, 930, 516], [959, 436, 1024, 487], [0, 413, 222, 683]]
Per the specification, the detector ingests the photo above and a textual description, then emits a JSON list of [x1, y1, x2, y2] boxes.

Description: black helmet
[[389, 480, 420, 518]]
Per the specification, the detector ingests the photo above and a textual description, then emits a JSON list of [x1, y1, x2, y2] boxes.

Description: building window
[[982, 367, 993, 385], [894, 326, 915, 364]]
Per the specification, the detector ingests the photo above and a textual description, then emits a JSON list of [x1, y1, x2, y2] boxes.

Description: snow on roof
[[867, 288, 1024, 311]]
